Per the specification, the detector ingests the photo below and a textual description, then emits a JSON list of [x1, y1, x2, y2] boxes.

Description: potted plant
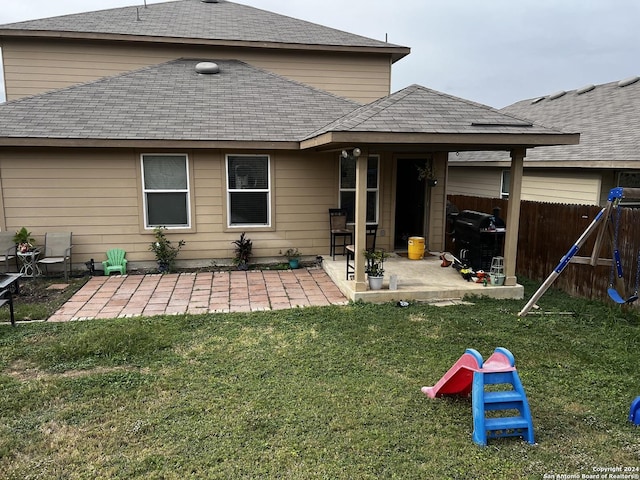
[[416, 161, 438, 187], [232, 232, 252, 270], [13, 227, 36, 253], [363, 249, 388, 290], [149, 227, 185, 273], [283, 248, 301, 269]]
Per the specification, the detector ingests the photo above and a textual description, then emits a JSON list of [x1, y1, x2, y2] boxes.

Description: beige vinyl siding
[[1, 38, 392, 103], [0, 147, 372, 268], [448, 166, 602, 206], [521, 170, 601, 205], [427, 152, 447, 251], [447, 166, 503, 198]]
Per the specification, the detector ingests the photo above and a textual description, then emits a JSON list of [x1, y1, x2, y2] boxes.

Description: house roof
[[0, 59, 359, 148], [0, 0, 409, 61], [302, 85, 578, 151], [0, 59, 578, 151], [451, 76, 640, 167]]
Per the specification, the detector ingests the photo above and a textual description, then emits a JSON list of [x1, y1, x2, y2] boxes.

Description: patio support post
[[504, 148, 525, 286], [354, 148, 368, 291]]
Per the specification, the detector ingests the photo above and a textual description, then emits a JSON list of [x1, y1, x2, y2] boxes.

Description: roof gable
[[0, 59, 359, 144], [307, 84, 566, 138], [0, 0, 408, 60]]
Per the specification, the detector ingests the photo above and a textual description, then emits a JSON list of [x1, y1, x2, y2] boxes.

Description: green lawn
[[1, 279, 639, 479]]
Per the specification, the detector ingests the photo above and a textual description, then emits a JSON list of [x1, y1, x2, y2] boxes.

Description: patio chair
[[0, 232, 17, 273], [329, 208, 352, 260], [0, 288, 15, 327], [38, 232, 73, 281], [346, 224, 378, 280], [102, 248, 127, 276]]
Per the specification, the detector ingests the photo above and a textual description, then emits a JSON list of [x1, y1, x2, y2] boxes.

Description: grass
[[0, 278, 639, 479], [0, 276, 88, 322]]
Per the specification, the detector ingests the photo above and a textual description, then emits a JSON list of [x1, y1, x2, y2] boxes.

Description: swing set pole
[[518, 202, 612, 317], [518, 187, 638, 317]]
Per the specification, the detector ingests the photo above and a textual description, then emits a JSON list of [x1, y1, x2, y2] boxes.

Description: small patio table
[[17, 250, 41, 278]]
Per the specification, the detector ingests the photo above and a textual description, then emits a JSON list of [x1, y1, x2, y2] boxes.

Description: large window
[[227, 155, 271, 227], [340, 155, 379, 223], [142, 154, 190, 228]]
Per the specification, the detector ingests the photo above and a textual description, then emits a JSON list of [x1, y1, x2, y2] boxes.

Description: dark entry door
[[394, 159, 427, 249]]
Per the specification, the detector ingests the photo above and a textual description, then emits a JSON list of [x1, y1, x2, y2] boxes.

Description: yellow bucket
[[407, 237, 425, 260]]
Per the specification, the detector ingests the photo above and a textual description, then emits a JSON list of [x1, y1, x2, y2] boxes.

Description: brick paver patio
[[48, 268, 348, 322]]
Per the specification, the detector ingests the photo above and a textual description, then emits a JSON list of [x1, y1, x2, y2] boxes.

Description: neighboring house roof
[[451, 76, 640, 167], [0, 59, 359, 147], [0, 0, 409, 61], [302, 84, 577, 151]]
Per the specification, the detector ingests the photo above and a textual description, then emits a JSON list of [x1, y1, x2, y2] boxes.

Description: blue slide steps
[[630, 396, 640, 425], [472, 369, 535, 446]]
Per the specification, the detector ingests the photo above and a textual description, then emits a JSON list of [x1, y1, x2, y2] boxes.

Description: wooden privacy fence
[[447, 195, 640, 305]]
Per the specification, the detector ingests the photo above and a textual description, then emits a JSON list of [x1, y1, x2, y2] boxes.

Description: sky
[[1, 0, 639, 108]]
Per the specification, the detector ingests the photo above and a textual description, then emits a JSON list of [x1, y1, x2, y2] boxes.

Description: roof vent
[[531, 97, 545, 104], [201, 0, 220, 3], [195, 62, 220, 74], [576, 84, 595, 95], [618, 76, 640, 88], [548, 90, 566, 100]]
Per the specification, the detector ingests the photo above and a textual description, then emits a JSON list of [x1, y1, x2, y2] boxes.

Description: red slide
[[421, 347, 516, 398], [421, 349, 484, 398]]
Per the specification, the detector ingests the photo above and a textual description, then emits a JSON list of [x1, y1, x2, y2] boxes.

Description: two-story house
[[0, 0, 577, 292]]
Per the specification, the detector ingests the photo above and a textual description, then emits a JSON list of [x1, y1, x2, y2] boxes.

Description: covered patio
[[303, 85, 580, 296], [322, 252, 523, 304]]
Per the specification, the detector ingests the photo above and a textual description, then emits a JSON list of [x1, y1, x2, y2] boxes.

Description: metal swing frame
[[519, 187, 640, 317]]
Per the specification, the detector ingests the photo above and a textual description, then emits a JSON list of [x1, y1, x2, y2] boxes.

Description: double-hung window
[[339, 155, 379, 224], [227, 155, 271, 227], [142, 154, 190, 228]]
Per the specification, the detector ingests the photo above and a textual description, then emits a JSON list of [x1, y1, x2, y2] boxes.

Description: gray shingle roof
[[454, 77, 640, 164], [0, 59, 359, 143], [501, 78, 640, 162], [0, 0, 407, 55], [306, 84, 567, 138]]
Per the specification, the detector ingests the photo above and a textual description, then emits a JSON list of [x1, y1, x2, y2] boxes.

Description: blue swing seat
[[607, 287, 626, 304]]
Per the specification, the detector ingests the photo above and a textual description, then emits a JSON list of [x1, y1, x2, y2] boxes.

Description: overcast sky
[[1, 0, 639, 108]]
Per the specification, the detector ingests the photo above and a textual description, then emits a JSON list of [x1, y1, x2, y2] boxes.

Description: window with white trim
[[339, 155, 379, 223], [142, 154, 190, 228], [618, 170, 640, 206], [227, 155, 271, 227], [500, 170, 510, 199]]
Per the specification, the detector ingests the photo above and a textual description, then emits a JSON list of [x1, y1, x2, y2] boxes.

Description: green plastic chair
[[102, 248, 127, 275]]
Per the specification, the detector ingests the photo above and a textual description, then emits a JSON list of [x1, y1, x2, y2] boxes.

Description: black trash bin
[[452, 210, 505, 271]]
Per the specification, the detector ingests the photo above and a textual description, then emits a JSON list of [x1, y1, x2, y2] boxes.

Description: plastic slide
[[421, 347, 515, 398], [421, 349, 483, 398]]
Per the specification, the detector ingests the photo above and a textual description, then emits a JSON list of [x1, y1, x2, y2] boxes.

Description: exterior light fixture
[[341, 148, 362, 159]]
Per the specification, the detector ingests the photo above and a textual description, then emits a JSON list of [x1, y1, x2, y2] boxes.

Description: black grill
[[453, 210, 504, 271]]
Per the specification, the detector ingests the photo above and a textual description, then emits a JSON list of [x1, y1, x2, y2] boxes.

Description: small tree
[[149, 227, 185, 273]]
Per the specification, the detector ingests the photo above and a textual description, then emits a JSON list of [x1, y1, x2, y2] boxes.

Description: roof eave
[[0, 137, 301, 150], [0, 29, 411, 61], [300, 132, 580, 151]]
